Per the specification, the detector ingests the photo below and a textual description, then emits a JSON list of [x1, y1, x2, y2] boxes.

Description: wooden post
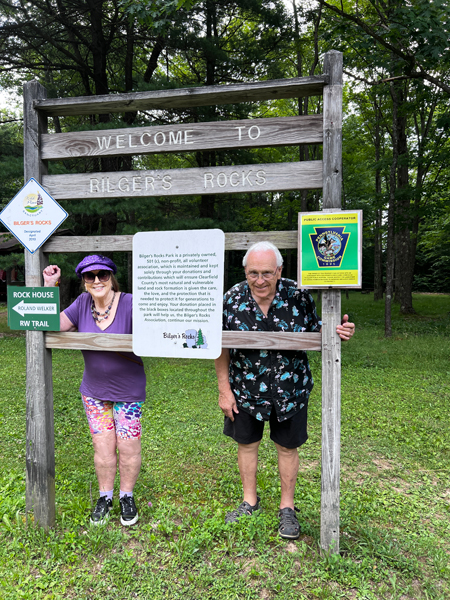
[[23, 81, 56, 529], [320, 50, 343, 553]]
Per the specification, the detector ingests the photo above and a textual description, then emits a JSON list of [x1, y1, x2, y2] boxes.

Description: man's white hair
[[242, 241, 284, 267]]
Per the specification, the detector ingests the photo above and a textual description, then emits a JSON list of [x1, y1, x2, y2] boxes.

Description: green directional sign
[[7, 286, 60, 331]]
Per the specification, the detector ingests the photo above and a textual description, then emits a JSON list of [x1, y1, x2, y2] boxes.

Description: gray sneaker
[[278, 507, 300, 539], [90, 496, 112, 526], [225, 496, 261, 524]]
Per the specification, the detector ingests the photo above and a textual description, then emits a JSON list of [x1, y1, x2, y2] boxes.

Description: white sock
[[99, 490, 113, 502]]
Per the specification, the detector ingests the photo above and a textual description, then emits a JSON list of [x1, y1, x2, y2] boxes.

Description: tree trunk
[[393, 82, 415, 313], [373, 102, 384, 301], [90, 0, 109, 96], [124, 17, 137, 127], [385, 82, 400, 337], [373, 208, 383, 300]]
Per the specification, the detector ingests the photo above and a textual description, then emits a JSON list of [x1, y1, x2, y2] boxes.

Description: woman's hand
[[43, 265, 61, 287]]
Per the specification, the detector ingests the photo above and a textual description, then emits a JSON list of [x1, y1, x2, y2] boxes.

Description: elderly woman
[[43, 255, 146, 527]]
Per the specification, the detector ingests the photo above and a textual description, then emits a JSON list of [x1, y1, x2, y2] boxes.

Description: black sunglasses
[[82, 270, 111, 283]]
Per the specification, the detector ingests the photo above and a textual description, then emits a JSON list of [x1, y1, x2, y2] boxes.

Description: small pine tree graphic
[[196, 329, 204, 347]]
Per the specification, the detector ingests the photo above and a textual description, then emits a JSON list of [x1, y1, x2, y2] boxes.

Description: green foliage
[[0, 116, 23, 212], [321, 0, 450, 296], [0, 251, 24, 271], [2, 0, 450, 309], [321, 0, 450, 88], [0, 293, 449, 598], [414, 212, 450, 293]]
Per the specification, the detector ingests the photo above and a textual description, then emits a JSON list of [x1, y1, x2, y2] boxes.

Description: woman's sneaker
[[90, 496, 113, 525], [119, 495, 139, 526]]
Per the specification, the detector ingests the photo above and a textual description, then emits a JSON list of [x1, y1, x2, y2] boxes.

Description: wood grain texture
[[24, 80, 56, 530], [45, 332, 133, 351], [45, 331, 322, 351], [320, 50, 343, 555], [42, 161, 323, 201], [320, 290, 341, 553], [222, 331, 321, 350], [35, 76, 328, 116], [43, 235, 134, 252], [42, 231, 299, 253], [41, 115, 323, 160], [322, 51, 343, 210], [224, 231, 298, 251]]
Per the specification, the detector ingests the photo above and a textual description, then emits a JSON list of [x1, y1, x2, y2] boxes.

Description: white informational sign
[[0, 178, 68, 254], [133, 230, 225, 359]]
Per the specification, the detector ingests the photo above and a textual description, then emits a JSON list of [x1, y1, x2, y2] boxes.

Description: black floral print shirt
[[223, 278, 321, 423]]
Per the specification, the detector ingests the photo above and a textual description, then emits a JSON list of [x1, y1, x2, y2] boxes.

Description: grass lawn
[[0, 293, 449, 599]]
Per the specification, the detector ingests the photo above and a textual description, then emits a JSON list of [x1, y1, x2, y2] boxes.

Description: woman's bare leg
[[117, 438, 142, 492], [92, 430, 117, 491]]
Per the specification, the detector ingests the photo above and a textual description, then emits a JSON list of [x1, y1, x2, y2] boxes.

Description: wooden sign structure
[[24, 50, 343, 552]]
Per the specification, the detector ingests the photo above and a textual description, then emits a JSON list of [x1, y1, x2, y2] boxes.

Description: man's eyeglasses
[[82, 270, 111, 283], [246, 269, 279, 281]]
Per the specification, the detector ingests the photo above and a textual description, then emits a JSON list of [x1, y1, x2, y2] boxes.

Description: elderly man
[[215, 241, 354, 539]]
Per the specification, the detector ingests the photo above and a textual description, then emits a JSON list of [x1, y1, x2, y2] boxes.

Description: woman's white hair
[[242, 241, 284, 267]]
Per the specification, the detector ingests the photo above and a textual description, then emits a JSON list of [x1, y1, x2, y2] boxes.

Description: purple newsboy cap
[[75, 255, 117, 278]]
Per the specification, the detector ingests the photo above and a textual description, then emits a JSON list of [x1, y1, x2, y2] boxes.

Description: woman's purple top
[[64, 292, 146, 403]]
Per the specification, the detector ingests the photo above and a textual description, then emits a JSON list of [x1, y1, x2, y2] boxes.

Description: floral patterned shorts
[[82, 395, 143, 440]]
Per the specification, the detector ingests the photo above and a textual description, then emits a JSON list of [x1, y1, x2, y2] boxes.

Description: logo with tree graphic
[[182, 328, 208, 349], [23, 192, 44, 216]]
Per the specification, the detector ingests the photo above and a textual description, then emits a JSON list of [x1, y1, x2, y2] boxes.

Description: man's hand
[[215, 349, 239, 420], [219, 389, 239, 421], [336, 314, 355, 341], [43, 265, 61, 287]]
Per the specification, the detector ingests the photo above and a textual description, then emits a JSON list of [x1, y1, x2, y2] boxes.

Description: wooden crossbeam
[[44, 331, 322, 352], [41, 115, 323, 161], [42, 161, 322, 201], [35, 76, 328, 116], [43, 231, 299, 253]]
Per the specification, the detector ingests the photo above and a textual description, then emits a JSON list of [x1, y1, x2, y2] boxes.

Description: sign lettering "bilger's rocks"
[[42, 162, 322, 200], [40, 116, 323, 201]]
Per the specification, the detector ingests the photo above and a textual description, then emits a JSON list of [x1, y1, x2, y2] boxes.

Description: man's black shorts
[[223, 401, 308, 449]]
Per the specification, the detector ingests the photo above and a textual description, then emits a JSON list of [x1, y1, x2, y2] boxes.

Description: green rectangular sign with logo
[[298, 210, 363, 289], [7, 286, 60, 331]]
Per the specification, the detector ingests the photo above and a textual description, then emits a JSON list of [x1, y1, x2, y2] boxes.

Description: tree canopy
[[1, 0, 449, 313]]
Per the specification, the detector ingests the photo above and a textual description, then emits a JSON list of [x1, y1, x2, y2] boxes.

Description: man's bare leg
[[237, 441, 261, 506], [275, 442, 299, 509]]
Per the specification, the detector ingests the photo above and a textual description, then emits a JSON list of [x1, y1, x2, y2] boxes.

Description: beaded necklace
[[91, 290, 116, 323]]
